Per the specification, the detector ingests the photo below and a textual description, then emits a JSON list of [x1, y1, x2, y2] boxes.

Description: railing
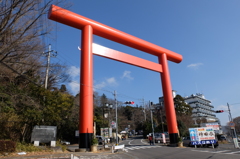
[[188, 100, 214, 108]]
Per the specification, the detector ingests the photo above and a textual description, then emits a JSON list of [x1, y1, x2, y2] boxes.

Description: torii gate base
[[48, 5, 183, 150]]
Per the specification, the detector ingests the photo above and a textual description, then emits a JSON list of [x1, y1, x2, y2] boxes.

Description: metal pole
[[227, 103, 233, 121], [150, 101, 155, 144], [160, 109, 164, 133], [114, 91, 118, 145], [108, 104, 111, 128], [142, 98, 146, 121], [227, 103, 239, 148]]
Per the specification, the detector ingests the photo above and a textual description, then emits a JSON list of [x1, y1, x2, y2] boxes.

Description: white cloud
[[94, 77, 118, 91], [106, 77, 118, 86], [216, 105, 228, 110], [68, 81, 80, 95], [187, 63, 203, 69], [66, 66, 80, 95], [68, 66, 80, 78], [121, 70, 134, 80], [94, 81, 106, 90]]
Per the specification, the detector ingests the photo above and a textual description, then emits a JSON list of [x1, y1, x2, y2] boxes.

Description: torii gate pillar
[[79, 25, 93, 150]]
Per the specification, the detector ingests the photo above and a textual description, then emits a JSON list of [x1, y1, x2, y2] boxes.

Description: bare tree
[[0, 0, 72, 142], [233, 116, 240, 135], [0, 0, 70, 85]]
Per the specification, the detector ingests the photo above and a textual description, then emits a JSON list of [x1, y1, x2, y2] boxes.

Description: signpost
[[31, 125, 57, 147], [229, 121, 235, 129]]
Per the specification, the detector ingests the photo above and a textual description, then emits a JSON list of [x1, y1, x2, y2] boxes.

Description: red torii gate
[[48, 5, 183, 150]]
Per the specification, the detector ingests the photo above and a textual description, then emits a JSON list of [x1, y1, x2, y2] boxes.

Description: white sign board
[[75, 130, 79, 137], [101, 128, 112, 138], [189, 127, 215, 142], [111, 121, 116, 128], [205, 123, 220, 130]]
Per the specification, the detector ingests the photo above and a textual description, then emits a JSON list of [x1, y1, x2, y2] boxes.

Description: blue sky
[[47, 0, 240, 126]]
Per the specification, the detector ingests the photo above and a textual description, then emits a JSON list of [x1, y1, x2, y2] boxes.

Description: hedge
[[0, 140, 16, 153]]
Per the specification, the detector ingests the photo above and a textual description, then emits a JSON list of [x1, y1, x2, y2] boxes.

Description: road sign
[[229, 121, 235, 127]]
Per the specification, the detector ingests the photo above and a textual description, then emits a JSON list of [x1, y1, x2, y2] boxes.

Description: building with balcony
[[184, 93, 220, 125], [158, 92, 220, 126]]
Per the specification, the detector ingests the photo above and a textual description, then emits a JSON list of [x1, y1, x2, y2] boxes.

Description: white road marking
[[192, 150, 211, 152], [224, 151, 240, 154], [125, 146, 161, 151], [125, 146, 143, 150], [141, 139, 148, 144], [128, 140, 134, 145], [210, 150, 231, 153], [192, 149, 240, 155]]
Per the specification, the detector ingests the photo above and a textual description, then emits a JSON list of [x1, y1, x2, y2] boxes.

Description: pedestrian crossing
[[124, 145, 161, 152], [192, 149, 240, 155]]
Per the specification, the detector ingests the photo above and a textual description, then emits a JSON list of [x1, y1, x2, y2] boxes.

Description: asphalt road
[[115, 136, 240, 159]]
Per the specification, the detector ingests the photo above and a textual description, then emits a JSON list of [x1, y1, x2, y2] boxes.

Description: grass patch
[[15, 141, 68, 153], [16, 142, 52, 152], [56, 141, 67, 152], [219, 140, 228, 144]]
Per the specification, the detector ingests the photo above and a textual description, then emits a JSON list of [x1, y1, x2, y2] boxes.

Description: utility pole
[[43, 44, 57, 89], [227, 103, 239, 148], [150, 101, 155, 145], [114, 90, 118, 145], [160, 108, 164, 133], [141, 98, 146, 121]]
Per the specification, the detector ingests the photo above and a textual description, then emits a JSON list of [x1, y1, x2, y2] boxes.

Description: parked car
[[183, 136, 219, 148], [219, 135, 227, 141], [60, 140, 70, 145], [155, 133, 170, 143]]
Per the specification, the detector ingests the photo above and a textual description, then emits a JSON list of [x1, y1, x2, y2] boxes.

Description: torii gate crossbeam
[[48, 5, 183, 151]]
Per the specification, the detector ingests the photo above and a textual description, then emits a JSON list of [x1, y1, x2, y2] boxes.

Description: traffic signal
[[215, 110, 224, 113], [125, 101, 134, 104]]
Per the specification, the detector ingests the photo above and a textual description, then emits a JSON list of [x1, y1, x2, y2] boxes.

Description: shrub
[[0, 140, 16, 153], [91, 136, 98, 145], [178, 136, 183, 142]]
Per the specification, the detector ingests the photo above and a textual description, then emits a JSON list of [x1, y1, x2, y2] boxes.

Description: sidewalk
[[218, 143, 239, 149], [0, 149, 129, 159], [1, 151, 117, 159], [0, 143, 127, 159]]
